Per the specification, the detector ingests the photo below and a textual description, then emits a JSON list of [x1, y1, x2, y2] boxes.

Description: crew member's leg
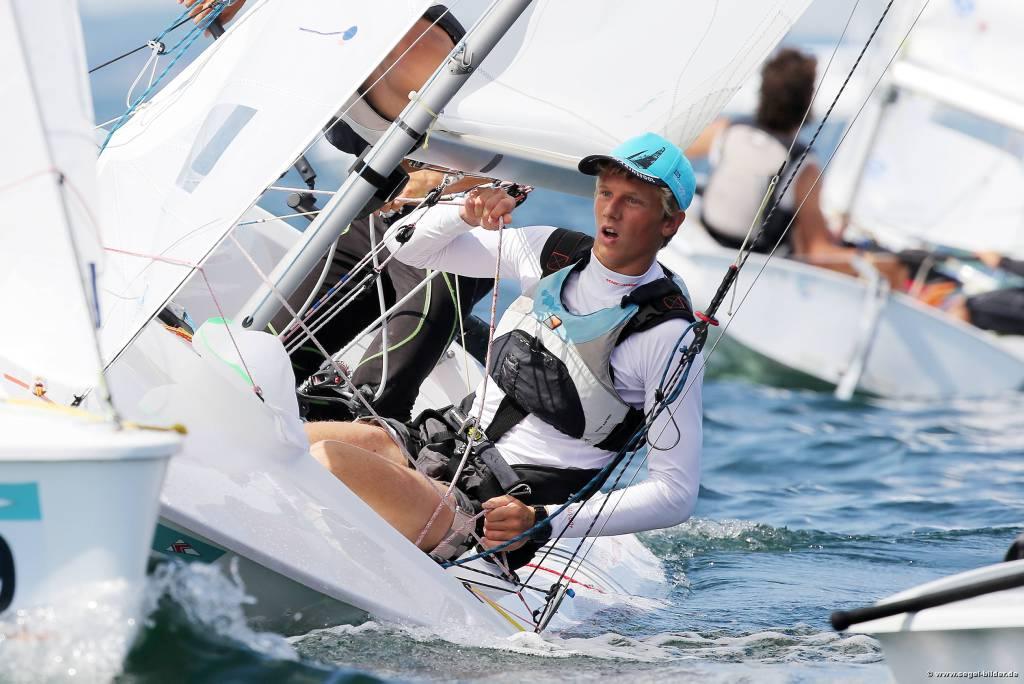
[[310, 439, 455, 551]]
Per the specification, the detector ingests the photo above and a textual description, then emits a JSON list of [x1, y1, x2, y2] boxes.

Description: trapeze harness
[[700, 119, 807, 254], [411, 229, 695, 565]]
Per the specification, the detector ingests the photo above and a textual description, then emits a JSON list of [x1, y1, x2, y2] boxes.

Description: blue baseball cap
[[578, 132, 696, 211]]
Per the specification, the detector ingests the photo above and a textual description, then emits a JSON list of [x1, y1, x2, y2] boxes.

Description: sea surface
[[78, 383, 1024, 683], [37, 5, 1024, 682]]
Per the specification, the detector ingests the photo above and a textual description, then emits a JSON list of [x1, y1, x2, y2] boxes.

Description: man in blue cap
[[306, 132, 703, 567]]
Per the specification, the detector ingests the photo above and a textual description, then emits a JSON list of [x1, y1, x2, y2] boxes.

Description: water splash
[[0, 579, 142, 683], [141, 560, 297, 661]]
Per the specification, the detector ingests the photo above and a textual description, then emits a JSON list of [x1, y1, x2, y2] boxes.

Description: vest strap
[[486, 395, 529, 444], [540, 228, 593, 277]]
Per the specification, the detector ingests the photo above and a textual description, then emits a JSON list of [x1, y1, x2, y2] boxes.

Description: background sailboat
[[666, 0, 1024, 400], [0, 0, 178, 678]]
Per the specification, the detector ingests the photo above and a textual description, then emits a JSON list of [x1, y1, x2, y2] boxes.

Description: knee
[[309, 440, 334, 470]]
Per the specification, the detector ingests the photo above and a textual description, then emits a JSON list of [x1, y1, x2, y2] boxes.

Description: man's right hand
[[178, 0, 245, 26], [460, 187, 516, 230]]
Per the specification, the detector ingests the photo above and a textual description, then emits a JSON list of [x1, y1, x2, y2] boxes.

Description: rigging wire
[[87, 16, 193, 74], [99, 2, 231, 151]]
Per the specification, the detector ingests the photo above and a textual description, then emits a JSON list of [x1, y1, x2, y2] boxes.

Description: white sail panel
[[846, 87, 1024, 257], [406, 0, 813, 192], [98, 0, 432, 364], [902, 0, 1024, 106], [0, 0, 104, 391]]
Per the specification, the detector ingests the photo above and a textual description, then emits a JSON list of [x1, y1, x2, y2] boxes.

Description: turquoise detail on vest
[[0, 483, 42, 521], [533, 266, 638, 344], [152, 523, 226, 563]]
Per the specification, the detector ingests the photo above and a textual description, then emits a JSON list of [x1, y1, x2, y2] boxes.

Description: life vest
[[700, 119, 807, 253], [483, 229, 696, 452], [411, 230, 695, 566]]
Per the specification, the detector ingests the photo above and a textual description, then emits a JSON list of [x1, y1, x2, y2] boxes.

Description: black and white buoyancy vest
[[484, 229, 695, 453], [700, 120, 806, 254]]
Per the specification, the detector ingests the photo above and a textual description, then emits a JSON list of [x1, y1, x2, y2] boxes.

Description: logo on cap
[[626, 147, 665, 170]]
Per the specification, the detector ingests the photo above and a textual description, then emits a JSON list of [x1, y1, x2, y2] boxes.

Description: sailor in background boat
[[688, 48, 907, 290], [946, 252, 1024, 335], [304, 133, 703, 568], [182, 0, 495, 422]]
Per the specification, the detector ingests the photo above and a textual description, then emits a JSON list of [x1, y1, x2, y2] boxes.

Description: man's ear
[[662, 210, 685, 241]]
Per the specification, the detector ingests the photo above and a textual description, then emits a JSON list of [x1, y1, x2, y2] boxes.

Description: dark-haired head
[[756, 48, 817, 134]]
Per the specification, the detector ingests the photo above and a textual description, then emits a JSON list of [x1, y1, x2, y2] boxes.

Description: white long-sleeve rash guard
[[389, 204, 703, 539]]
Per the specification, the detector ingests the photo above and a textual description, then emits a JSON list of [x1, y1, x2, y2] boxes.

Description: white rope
[[124, 43, 161, 108], [414, 213, 507, 547]]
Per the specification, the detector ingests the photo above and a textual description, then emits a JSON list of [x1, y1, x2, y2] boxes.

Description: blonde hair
[[597, 162, 681, 218]]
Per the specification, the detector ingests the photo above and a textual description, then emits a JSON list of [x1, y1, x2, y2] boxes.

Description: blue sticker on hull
[[0, 483, 41, 521]]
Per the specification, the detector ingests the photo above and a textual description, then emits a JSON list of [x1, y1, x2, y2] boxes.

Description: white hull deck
[[849, 559, 1024, 683], [0, 403, 177, 620], [662, 222, 1024, 399]]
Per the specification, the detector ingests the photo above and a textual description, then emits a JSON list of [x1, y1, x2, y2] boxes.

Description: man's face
[[592, 171, 684, 276]]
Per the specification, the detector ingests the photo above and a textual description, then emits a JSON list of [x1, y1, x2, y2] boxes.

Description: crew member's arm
[[388, 186, 554, 284], [685, 117, 729, 159], [548, 322, 704, 538], [790, 162, 838, 256]]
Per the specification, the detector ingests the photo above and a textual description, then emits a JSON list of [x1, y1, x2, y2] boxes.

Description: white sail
[[395, 0, 815, 193], [846, 84, 1024, 257], [827, 0, 1024, 257], [902, 0, 1024, 105], [0, 0, 104, 392], [97, 0, 433, 365]]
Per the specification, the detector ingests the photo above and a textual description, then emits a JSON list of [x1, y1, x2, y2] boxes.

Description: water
[[61, 6, 1024, 682], [87, 382, 1020, 683]]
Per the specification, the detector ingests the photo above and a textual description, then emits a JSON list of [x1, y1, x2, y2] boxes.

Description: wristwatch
[[531, 505, 553, 544]]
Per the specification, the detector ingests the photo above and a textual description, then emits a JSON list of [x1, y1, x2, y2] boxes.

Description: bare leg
[[310, 439, 454, 551], [304, 421, 406, 466]]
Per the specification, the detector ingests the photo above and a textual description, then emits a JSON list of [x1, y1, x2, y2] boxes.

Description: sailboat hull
[[0, 405, 177, 617], [850, 559, 1024, 682], [662, 224, 1024, 399]]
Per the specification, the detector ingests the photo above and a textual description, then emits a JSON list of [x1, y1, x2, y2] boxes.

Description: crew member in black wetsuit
[[184, 1, 496, 421]]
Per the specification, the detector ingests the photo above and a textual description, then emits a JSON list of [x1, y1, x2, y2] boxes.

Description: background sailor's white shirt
[[390, 204, 703, 539]]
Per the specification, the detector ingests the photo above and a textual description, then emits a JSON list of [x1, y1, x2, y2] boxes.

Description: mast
[[239, 0, 533, 331]]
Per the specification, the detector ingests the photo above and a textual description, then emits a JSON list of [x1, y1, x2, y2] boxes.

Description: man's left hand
[[481, 495, 534, 552]]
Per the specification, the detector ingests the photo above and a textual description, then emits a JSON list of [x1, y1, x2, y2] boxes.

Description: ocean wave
[[291, 619, 885, 683], [641, 518, 1022, 559]]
